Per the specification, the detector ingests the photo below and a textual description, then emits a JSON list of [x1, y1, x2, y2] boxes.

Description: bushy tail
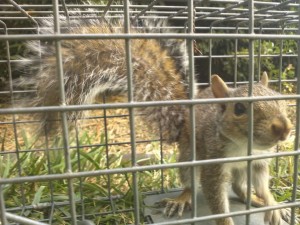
[[17, 16, 190, 142]]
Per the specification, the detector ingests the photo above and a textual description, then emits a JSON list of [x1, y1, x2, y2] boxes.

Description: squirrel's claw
[[164, 199, 190, 218], [280, 208, 300, 225], [164, 200, 180, 217], [160, 188, 192, 218]]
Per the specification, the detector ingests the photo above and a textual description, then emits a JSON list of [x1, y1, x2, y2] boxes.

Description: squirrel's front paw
[[264, 209, 281, 225], [159, 188, 192, 218], [265, 207, 300, 225], [280, 208, 300, 224]]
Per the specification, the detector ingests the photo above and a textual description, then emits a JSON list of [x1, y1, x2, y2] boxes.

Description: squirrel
[[163, 72, 293, 225], [17, 17, 293, 225]]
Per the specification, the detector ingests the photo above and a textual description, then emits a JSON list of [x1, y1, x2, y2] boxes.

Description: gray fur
[[170, 76, 292, 225]]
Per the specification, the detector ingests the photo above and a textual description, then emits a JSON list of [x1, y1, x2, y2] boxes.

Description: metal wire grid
[[0, 0, 300, 224]]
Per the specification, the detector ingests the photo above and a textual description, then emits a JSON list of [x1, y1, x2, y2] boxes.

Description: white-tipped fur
[[17, 13, 190, 140]]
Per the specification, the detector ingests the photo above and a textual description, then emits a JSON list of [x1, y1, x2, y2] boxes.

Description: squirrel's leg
[[201, 164, 234, 225], [231, 168, 265, 207], [233, 162, 298, 225], [160, 137, 201, 218], [252, 160, 281, 225]]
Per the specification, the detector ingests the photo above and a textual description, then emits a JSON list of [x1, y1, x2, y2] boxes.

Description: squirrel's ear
[[260, 71, 269, 87], [211, 75, 229, 98]]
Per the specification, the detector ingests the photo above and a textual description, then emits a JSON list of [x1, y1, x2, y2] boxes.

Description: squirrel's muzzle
[[271, 116, 292, 141]]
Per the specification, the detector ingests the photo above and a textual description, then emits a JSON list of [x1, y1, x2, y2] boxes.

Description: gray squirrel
[[165, 73, 292, 225], [18, 17, 293, 225]]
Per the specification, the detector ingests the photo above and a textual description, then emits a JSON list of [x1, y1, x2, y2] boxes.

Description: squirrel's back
[[18, 18, 190, 141]]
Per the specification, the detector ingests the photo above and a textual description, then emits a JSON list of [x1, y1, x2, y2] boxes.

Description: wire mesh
[[0, 0, 300, 225]]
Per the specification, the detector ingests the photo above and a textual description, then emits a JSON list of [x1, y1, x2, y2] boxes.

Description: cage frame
[[0, 0, 300, 225]]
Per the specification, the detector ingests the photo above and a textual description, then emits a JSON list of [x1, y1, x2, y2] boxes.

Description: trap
[[0, 0, 300, 225]]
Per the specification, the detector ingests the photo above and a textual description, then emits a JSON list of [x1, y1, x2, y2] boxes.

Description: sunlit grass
[[0, 126, 180, 224]]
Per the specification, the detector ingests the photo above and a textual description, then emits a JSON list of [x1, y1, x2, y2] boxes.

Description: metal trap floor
[[143, 189, 289, 225]]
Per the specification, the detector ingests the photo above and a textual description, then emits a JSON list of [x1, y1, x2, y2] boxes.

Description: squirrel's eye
[[221, 104, 226, 113], [234, 103, 246, 116]]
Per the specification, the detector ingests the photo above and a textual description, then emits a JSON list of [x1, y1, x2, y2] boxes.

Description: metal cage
[[0, 0, 299, 225]]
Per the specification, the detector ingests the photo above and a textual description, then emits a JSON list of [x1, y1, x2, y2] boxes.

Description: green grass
[[270, 138, 300, 204], [0, 129, 180, 224]]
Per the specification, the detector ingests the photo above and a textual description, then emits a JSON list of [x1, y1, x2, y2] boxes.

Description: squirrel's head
[[211, 72, 292, 150]]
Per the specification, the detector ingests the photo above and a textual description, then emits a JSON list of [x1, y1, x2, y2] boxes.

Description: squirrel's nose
[[271, 116, 292, 141]]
